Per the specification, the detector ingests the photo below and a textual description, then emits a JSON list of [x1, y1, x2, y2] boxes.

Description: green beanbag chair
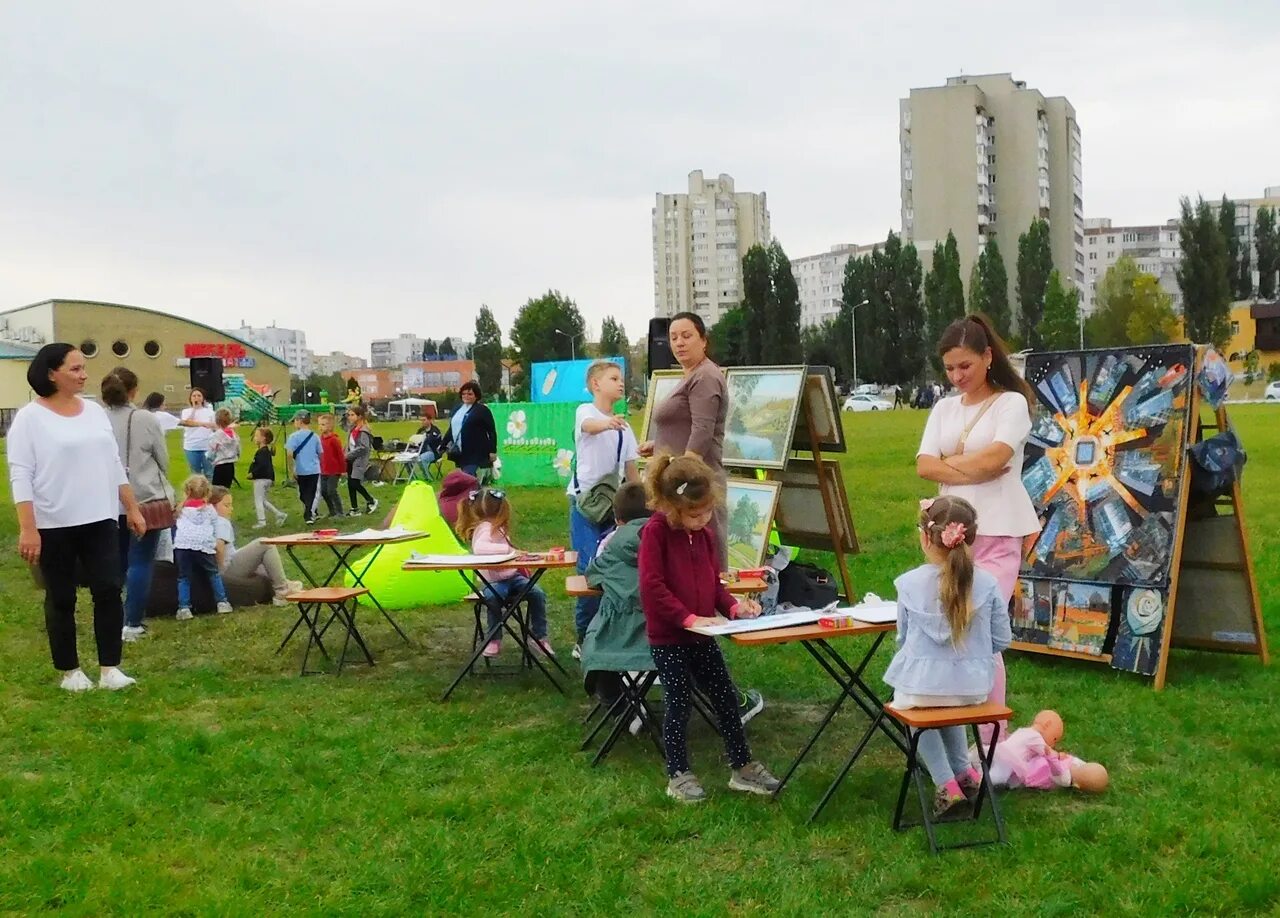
[[344, 481, 472, 608]]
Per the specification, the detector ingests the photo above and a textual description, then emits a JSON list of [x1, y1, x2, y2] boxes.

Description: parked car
[[854, 383, 881, 396], [1265, 381, 1280, 401], [842, 393, 893, 412]]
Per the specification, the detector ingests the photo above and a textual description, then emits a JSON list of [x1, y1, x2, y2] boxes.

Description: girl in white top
[[7, 344, 146, 691], [916, 314, 1041, 742], [179, 387, 217, 477]]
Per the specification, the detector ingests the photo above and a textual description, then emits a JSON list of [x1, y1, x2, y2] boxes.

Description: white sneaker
[[98, 667, 137, 691], [253, 521, 268, 530], [216, 601, 233, 615], [60, 669, 94, 692], [275, 512, 288, 525], [121, 625, 147, 642], [287, 579, 304, 593], [176, 607, 193, 621], [366, 499, 379, 514], [272, 594, 290, 607], [572, 643, 582, 660]]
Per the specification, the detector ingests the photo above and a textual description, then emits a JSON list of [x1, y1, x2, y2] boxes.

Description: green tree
[[967, 261, 985, 315], [1267, 361, 1280, 383], [1039, 270, 1080, 350], [438, 337, 456, 358], [709, 306, 747, 367], [1243, 349, 1261, 384], [740, 244, 772, 365], [472, 305, 504, 399], [768, 240, 803, 363], [508, 291, 586, 378], [891, 238, 926, 385], [1177, 196, 1233, 347], [1125, 276, 1181, 344], [1256, 205, 1278, 300], [597, 316, 628, 361], [1016, 218, 1054, 347], [728, 493, 762, 548], [839, 255, 871, 384], [979, 238, 1012, 337], [1218, 197, 1244, 300], [1086, 257, 1180, 347], [801, 318, 843, 372], [924, 232, 965, 370]]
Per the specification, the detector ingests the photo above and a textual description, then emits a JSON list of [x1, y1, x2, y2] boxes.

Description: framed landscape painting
[[724, 478, 782, 570], [722, 365, 807, 470], [640, 369, 684, 444]]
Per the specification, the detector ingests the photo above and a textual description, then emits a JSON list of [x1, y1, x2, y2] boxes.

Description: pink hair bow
[[940, 521, 967, 549]]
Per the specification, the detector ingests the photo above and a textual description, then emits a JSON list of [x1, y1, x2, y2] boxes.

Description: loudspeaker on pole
[[648, 318, 677, 376], [189, 357, 226, 402]]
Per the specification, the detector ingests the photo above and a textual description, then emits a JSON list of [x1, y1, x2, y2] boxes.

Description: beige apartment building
[[792, 243, 883, 327], [901, 73, 1084, 325], [652, 171, 770, 325], [1083, 218, 1183, 315]]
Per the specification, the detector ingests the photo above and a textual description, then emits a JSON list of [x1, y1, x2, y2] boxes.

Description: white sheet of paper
[[332, 527, 424, 541], [847, 600, 898, 624], [687, 603, 839, 636], [404, 551, 517, 566]]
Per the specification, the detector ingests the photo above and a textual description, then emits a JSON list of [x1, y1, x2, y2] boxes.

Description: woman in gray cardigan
[[103, 368, 172, 641]]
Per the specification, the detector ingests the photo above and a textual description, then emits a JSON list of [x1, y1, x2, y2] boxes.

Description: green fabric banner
[[488, 402, 578, 488]]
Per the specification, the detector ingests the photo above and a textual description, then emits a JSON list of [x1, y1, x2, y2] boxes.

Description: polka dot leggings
[[650, 642, 752, 778]]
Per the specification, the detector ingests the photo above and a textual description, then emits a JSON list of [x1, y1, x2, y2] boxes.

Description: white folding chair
[[389, 434, 427, 484]]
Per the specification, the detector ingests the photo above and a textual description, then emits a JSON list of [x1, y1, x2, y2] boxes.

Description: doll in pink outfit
[[986, 710, 1108, 793]]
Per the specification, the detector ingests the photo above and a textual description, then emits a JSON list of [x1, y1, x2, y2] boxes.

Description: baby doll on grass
[[983, 710, 1108, 794]]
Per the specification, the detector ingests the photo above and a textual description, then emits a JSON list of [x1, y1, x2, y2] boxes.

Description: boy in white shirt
[[568, 361, 640, 657]]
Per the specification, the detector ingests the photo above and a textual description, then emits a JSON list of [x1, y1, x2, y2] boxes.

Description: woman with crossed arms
[[916, 315, 1040, 742]]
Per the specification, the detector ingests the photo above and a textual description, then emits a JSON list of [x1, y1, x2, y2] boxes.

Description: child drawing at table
[[455, 487, 552, 659], [883, 495, 1012, 820], [637, 454, 780, 804]]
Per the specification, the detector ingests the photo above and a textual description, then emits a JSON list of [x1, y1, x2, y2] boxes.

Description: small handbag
[[573, 431, 624, 526], [127, 409, 176, 531]]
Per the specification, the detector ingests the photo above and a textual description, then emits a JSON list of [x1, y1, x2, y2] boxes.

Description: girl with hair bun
[[637, 452, 779, 804], [883, 495, 1012, 820]]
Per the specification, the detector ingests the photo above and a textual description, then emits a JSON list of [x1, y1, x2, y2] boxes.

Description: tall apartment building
[[652, 170, 770, 325], [310, 350, 368, 376], [370, 333, 427, 368], [224, 321, 310, 376], [792, 243, 883, 327], [1083, 218, 1182, 315], [901, 73, 1084, 324]]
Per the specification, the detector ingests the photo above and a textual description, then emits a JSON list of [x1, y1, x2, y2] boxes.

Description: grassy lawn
[[1, 407, 1278, 915]]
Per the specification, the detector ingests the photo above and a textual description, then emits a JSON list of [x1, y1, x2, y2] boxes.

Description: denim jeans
[[175, 549, 229, 608], [482, 575, 548, 640], [117, 522, 161, 628], [568, 496, 605, 640], [184, 448, 212, 478]]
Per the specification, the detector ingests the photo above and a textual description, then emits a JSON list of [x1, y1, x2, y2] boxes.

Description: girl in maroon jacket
[[638, 453, 780, 804]]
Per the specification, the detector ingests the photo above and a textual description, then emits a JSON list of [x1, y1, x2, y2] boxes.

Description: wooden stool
[[281, 587, 371, 676], [884, 702, 1012, 855]]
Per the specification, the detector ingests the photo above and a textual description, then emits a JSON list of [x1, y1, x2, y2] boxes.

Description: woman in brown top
[[639, 312, 730, 567]]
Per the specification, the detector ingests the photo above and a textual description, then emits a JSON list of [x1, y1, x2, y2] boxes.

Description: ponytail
[[101, 367, 139, 407], [919, 495, 980, 644], [938, 313, 1033, 410], [645, 452, 721, 515]]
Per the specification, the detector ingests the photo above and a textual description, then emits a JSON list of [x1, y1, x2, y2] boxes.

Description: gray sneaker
[[729, 761, 781, 796], [666, 771, 706, 804]]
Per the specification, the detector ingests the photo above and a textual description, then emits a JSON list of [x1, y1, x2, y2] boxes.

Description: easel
[[771, 373, 859, 603]]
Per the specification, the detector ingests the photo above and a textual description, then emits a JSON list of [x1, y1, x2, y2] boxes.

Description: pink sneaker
[[482, 639, 501, 658], [534, 638, 555, 657]]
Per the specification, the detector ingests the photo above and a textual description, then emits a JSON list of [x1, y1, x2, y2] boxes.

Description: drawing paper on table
[[687, 603, 838, 635], [333, 527, 424, 541], [847, 601, 898, 624], [405, 551, 517, 566]]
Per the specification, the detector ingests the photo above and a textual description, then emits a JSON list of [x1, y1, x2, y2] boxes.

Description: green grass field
[[1, 408, 1278, 915]]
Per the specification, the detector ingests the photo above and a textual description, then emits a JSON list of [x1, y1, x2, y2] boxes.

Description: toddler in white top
[[173, 475, 231, 619]]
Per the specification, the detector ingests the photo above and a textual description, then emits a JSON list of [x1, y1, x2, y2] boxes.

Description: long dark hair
[[937, 314, 1032, 408]]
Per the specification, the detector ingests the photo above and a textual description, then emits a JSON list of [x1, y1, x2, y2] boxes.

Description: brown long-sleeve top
[[652, 358, 727, 469]]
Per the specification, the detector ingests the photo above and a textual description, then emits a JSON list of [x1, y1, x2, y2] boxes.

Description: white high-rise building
[[370, 333, 427, 368], [792, 243, 883, 327], [900, 73, 1084, 318], [1083, 218, 1182, 314], [225, 321, 309, 375], [652, 171, 771, 325]]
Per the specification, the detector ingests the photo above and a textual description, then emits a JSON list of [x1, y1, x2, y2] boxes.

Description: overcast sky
[[2, 2, 1277, 357]]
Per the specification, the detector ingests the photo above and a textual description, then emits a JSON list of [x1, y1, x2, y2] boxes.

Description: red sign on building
[[184, 342, 247, 360]]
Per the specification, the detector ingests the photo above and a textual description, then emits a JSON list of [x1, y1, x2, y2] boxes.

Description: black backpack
[[776, 561, 839, 609]]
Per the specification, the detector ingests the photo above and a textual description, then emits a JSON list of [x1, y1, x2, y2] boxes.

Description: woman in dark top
[[638, 311, 729, 568], [440, 381, 498, 479]]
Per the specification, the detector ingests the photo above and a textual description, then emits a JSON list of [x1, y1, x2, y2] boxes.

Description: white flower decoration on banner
[[553, 449, 574, 478], [506, 410, 527, 440]]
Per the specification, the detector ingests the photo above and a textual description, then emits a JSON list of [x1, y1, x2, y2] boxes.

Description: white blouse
[[7, 398, 128, 529], [917, 391, 1041, 538], [180, 406, 215, 451]]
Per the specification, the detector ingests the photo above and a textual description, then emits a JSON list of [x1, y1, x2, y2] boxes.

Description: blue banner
[[530, 357, 626, 403]]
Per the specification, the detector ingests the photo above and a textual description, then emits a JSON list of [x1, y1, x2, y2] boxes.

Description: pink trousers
[[972, 535, 1022, 746]]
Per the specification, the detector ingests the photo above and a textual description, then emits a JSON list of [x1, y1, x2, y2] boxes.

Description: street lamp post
[[849, 298, 870, 387], [554, 328, 578, 361]]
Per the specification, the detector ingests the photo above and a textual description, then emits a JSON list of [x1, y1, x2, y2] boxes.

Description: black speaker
[[648, 318, 677, 375], [189, 357, 225, 402]]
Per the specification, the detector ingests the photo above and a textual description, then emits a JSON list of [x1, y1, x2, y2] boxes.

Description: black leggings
[[348, 476, 374, 508], [650, 642, 751, 777], [38, 518, 123, 671]]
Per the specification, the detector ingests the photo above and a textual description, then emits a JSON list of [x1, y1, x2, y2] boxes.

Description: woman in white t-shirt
[[179, 387, 217, 477], [7, 344, 147, 692], [916, 315, 1040, 737], [568, 361, 640, 649]]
